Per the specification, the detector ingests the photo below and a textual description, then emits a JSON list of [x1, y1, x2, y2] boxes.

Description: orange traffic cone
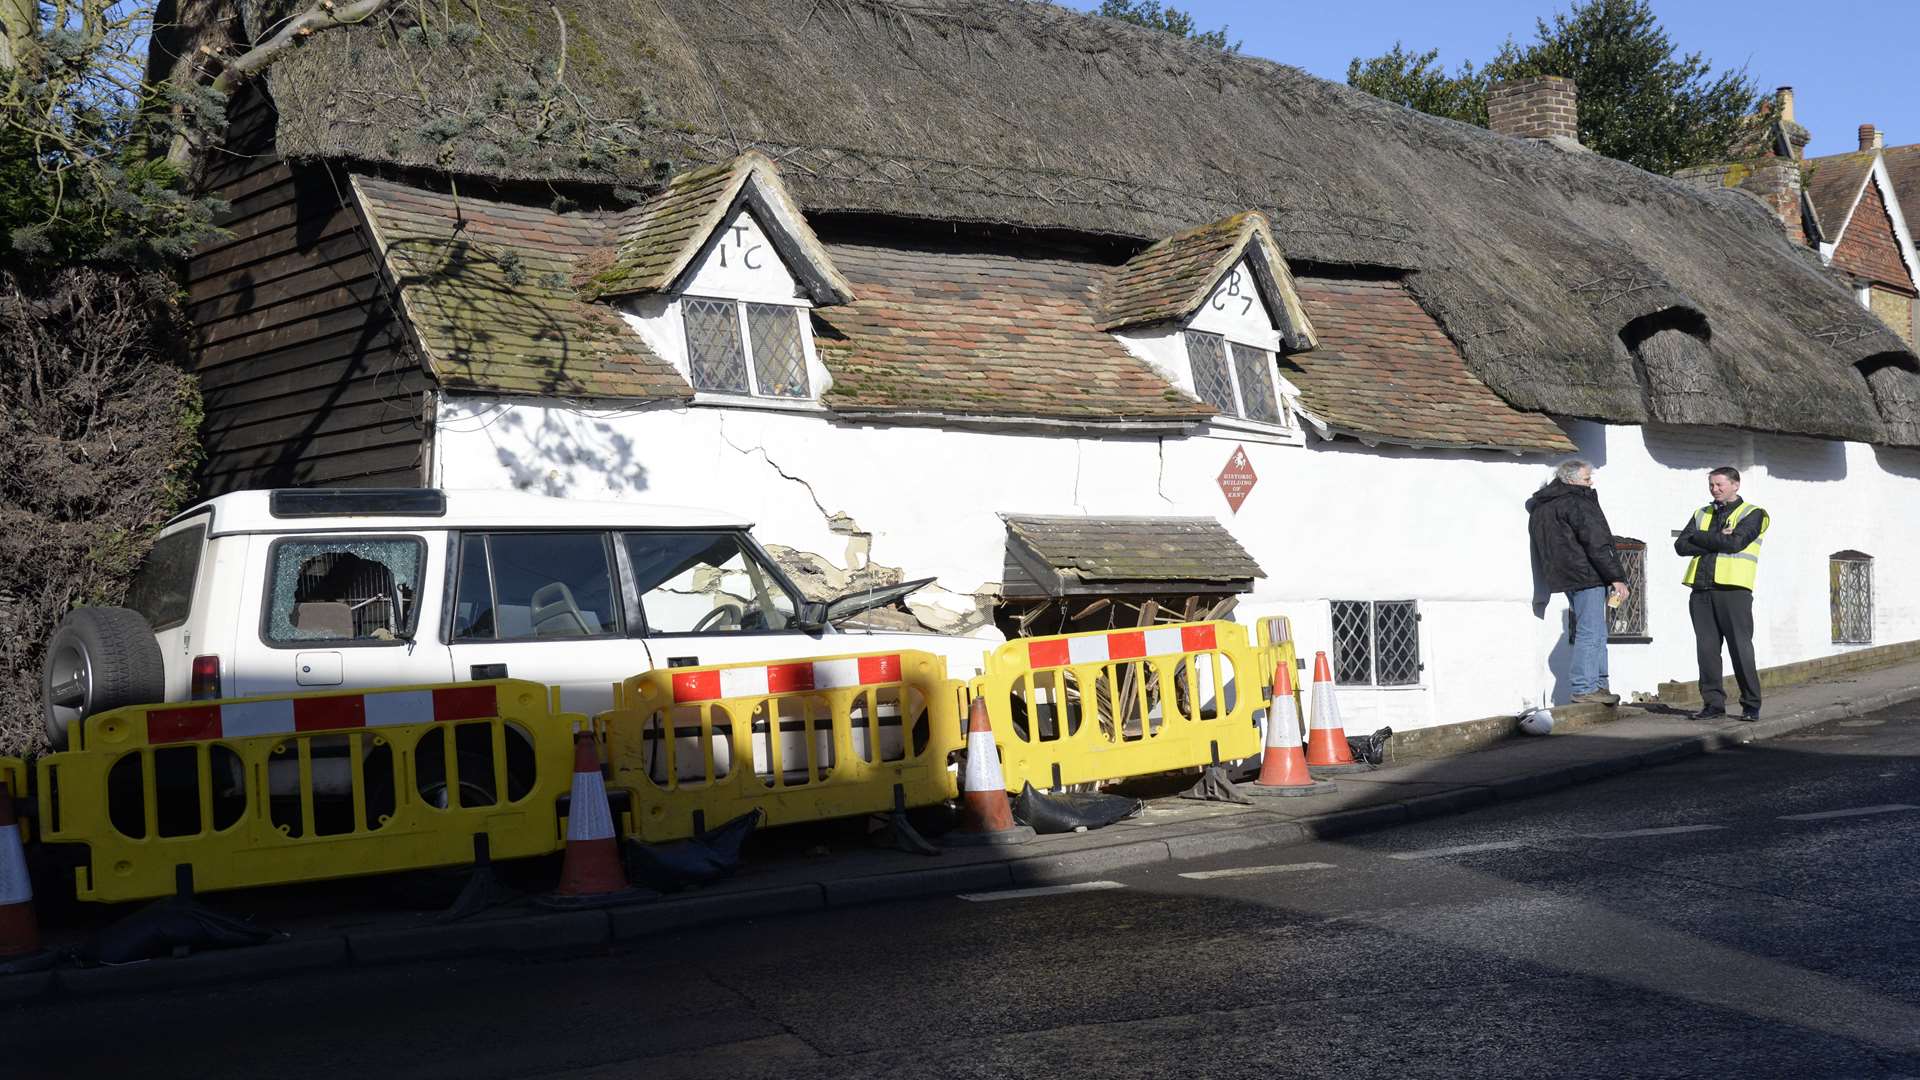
[[543, 730, 645, 906], [1304, 652, 1368, 772], [0, 780, 41, 959], [945, 697, 1034, 846], [1245, 663, 1336, 796]]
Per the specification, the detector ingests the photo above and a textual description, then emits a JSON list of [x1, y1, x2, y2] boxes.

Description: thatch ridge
[[256, 0, 1920, 444]]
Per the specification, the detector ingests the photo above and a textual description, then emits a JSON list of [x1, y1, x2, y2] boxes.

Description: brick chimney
[[1859, 124, 1884, 151], [1487, 76, 1579, 144], [1742, 160, 1808, 247]]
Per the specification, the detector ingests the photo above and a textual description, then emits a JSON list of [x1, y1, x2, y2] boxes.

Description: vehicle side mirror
[[794, 600, 830, 632]]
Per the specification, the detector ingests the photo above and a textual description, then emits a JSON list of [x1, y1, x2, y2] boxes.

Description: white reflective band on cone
[[567, 771, 616, 842], [963, 729, 1005, 792], [1268, 700, 1302, 748], [0, 825, 31, 905], [1310, 682, 1341, 731]]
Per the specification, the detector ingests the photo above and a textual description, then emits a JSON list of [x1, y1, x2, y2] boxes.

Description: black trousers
[[1689, 588, 1759, 711]]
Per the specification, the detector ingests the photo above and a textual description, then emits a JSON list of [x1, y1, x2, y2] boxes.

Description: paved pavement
[[4, 697, 1917, 1078], [4, 659, 1919, 1009]]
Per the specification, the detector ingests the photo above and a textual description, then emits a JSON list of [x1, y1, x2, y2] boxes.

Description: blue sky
[[1061, 1, 1918, 159]]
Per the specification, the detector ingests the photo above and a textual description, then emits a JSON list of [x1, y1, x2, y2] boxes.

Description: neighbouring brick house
[[1806, 125, 1920, 345], [166, 0, 1920, 732], [1682, 89, 1920, 344]]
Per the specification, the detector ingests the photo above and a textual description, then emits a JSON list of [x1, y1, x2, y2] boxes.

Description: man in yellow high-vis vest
[[1674, 466, 1770, 720]]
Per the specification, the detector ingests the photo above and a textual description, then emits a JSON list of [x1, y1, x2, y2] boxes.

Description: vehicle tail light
[[190, 655, 222, 701]]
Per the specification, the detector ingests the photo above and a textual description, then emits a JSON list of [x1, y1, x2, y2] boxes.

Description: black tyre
[[42, 607, 165, 750]]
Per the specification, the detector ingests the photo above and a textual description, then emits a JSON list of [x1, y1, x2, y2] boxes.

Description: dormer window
[[1183, 330, 1286, 426], [682, 297, 812, 399]]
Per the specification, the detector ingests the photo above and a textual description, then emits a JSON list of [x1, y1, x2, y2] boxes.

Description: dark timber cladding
[[187, 85, 431, 495]]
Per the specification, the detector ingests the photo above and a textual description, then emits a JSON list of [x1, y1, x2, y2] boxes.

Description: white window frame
[[676, 295, 823, 407], [1182, 329, 1295, 432]]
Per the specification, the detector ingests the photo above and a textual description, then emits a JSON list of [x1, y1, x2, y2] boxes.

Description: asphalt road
[[8, 705, 1920, 1080]]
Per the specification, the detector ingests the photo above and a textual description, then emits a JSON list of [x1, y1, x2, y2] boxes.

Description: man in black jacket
[[1527, 460, 1630, 706]]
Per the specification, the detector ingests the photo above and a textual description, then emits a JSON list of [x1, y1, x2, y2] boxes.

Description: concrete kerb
[[5, 680, 1917, 1003]]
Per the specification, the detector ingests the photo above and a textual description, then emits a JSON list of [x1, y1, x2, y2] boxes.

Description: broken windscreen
[[625, 531, 797, 634]]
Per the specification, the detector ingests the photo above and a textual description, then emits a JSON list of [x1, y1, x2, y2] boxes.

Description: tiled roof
[[1096, 211, 1316, 350], [1885, 144, 1920, 222], [1805, 151, 1875, 241], [589, 152, 854, 304], [351, 177, 691, 400], [1002, 515, 1264, 585], [815, 241, 1218, 423], [591, 160, 740, 298], [1287, 275, 1574, 454]]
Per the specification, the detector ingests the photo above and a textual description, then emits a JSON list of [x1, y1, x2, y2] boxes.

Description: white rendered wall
[[433, 397, 1920, 730]]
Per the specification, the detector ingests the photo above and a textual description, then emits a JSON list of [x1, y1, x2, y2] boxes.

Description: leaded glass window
[[681, 296, 814, 400], [683, 297, 749, 394], [1184, 330, 1288, 426], [1184, 331, 1236, 414], [1831, 552, 1873, 645], [1331, 600, 1421, 687], [1230, 342, 1284, 424], [746, 303, 810, 398], [1607, 539, 1648, 639]]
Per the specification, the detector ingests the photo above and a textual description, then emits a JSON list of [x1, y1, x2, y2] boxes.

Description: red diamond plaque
[[1217, 444, 1257, 514]]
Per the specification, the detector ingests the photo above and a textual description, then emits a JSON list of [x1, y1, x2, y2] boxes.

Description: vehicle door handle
[[470, 663, 509, 680]]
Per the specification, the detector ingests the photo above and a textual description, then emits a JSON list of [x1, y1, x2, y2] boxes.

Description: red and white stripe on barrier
[[1025, 624, 1218, 670], [144, 685, 501, 745], [670, 655, 903, 704]]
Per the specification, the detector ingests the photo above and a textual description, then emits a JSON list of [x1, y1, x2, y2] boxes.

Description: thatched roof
[[256, 0, 1920, 445]]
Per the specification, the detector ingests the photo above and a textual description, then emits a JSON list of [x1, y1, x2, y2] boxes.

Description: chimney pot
[[1776, 86, 1795, 125], [1860, 124, 1882, 151]]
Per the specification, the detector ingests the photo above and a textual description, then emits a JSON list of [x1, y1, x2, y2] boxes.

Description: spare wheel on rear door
[[42, 607, 166, 750]]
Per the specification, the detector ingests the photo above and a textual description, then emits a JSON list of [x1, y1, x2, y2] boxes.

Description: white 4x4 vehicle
[[42, 488, 1001, 749]]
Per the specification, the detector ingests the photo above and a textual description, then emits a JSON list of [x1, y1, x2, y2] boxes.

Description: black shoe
[[1740, 708, 1761, 722], [1691, 706, 1727, 720]]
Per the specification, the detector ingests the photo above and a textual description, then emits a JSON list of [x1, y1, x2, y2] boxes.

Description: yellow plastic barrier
[[35, 680, 577, 903], [603, 650, 964, 843], [979, 621, 1263, 789]]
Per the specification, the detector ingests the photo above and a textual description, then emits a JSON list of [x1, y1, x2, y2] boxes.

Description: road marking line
[[958, 881, 1127, 902], [1778, 804, 1917, 821], [1179, 862, 1337, 880], [1583, 825, 1727, 839], [1387, 841, 1526, 860]]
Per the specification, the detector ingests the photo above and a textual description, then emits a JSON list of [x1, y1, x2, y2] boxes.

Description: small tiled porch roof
[[1001, 514, 1264, 596]]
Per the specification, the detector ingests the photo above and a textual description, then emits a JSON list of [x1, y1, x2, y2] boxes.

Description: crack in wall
[[1156, 436, 1176, 508], [716, 413, 834, 526]]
